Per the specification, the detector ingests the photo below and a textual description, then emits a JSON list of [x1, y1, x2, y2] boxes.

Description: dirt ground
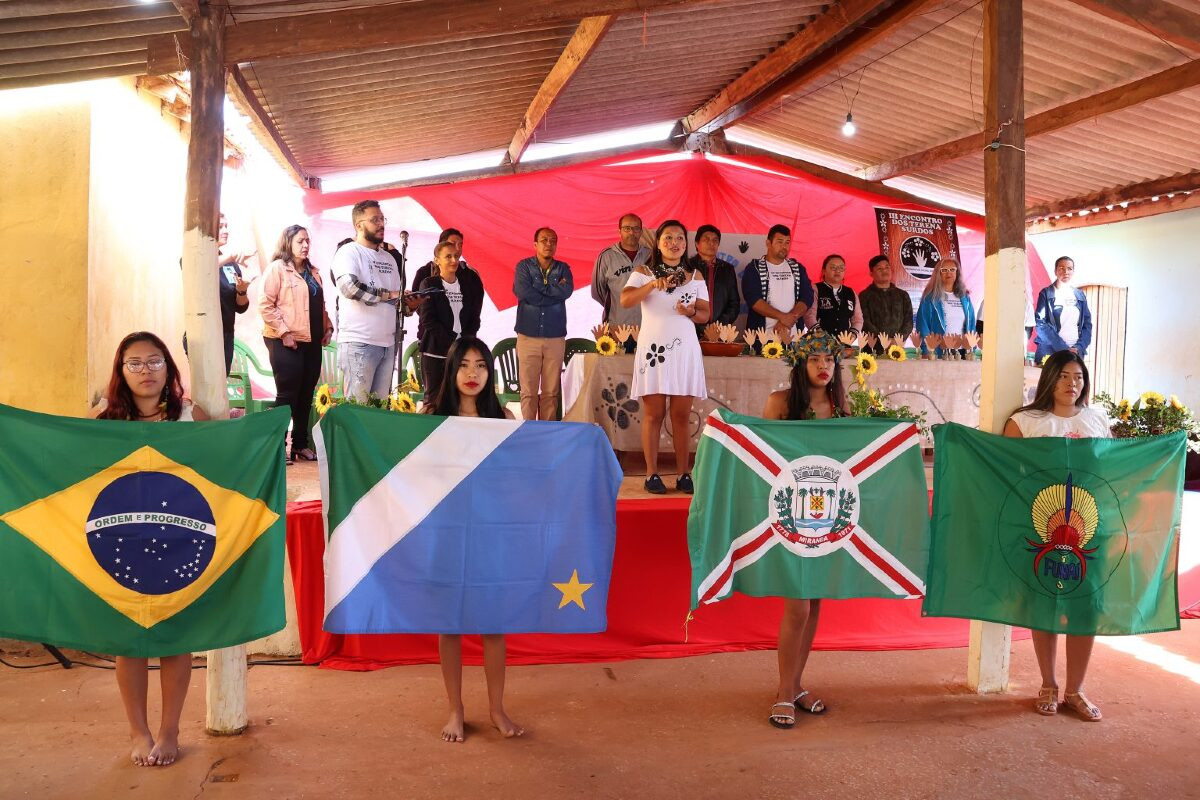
[[1, 622, 1197, 800]]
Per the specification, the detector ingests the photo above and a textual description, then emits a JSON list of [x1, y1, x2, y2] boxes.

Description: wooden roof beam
[[1064, 0, 1200, 53], [862, 57, 1200, 182], [146, 0, 699, 74], [1025, 170, 1200, 220], [1026, 189, 1200, 233], [227, 66, 320, 189], [502, 15, 615, 166], [680, 0, 940, 136], [170, 1, 200, 26]]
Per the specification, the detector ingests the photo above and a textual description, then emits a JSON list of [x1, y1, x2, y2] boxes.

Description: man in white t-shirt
[[740, 224, 814, 340], [330, 200, 403, 401]]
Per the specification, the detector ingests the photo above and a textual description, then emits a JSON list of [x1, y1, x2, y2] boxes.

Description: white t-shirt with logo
[[765, 259, 796, 329], [444, 279, 464, 335], [330, 242, 402, 346], [1055, 286, 1080, 346], [943, 295, 965, 335]]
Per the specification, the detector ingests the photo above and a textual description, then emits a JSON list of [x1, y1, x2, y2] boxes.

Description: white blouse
[[1010, 406, 1111, 439]]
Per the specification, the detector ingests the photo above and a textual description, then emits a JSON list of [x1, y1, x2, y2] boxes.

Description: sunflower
[[855, 352, 878, 375], [315, 384, 335, 416], [869, 389, 885, 410], [1140, 391, 1165, 407], [761, 340, 784, 359], [1170, 394, 1184, 410], [389, 391, 417, 413], [855, 370, 867, 388], [1040, 354, 1052, 366], [596, 335, 618, 356], [887, 344, 907, 362], [1117, 399, 1132, 421]]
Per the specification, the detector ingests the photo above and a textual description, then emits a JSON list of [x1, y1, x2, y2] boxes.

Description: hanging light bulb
[[841, 112, 856, 137]]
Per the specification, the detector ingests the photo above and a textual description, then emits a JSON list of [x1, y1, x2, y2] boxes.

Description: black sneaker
[[644, 473, 667, 494], [676, 473, 694, 494]]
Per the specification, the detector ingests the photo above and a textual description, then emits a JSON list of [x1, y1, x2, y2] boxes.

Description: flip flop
[[768, 701, 796, 729], [793, 690, 827, 715]]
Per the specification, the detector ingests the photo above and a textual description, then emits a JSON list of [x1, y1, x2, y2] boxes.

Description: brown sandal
[[1063, 691, 1102, 721], [1035, 686, 1059, 716]]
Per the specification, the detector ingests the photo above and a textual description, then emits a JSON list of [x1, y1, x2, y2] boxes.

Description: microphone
[[399, 231, 409, 244]]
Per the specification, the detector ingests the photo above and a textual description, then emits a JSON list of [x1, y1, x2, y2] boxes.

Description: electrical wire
[[1, 652, 310, 672]]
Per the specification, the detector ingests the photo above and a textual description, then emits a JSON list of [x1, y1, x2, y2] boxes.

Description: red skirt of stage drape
[[286, 497, 993, 670]]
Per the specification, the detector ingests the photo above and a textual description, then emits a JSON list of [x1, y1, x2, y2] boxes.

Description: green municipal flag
[[0, 403, 290, 656], [924, 423, 1184, 635], [688, 409, 929, 607]]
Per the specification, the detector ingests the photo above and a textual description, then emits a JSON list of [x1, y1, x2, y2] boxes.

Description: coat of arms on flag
[[924, 423, 1185, 635], [315, 405, 622, 635], [688, 410, 929, 606], [0, 404, 290, 657]]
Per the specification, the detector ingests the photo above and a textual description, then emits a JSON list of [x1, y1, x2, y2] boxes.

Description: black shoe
[[644, 473, 667, 494], [676, 473, 694, 494]]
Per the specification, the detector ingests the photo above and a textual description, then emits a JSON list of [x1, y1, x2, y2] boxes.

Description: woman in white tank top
[[1002, 350, 1109, 721]]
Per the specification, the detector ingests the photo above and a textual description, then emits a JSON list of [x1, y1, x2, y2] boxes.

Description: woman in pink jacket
[[259, 225, 333, 463]]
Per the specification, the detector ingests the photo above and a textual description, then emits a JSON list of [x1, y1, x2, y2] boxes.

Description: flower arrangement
[[314, 383, 336, 416], [1095, 391, 1200, 452], [317, 376, 422, 417], [847, 383, 929, 436]]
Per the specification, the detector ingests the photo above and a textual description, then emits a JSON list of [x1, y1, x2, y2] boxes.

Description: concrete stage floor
[[1, 621, 1197, 800]]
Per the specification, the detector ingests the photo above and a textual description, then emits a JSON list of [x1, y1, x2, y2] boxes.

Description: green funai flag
[[0, 404, 290, 657], [925, 423, 1185, 635]]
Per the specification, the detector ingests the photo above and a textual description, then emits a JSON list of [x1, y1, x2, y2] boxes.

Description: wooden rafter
[[1026, 190, 1200, 234], [146, 0, 699, 74], [502, 15, 615, 166], [720, 137, 970, 216], [682, 0, 940, 135], [862, 57, 1200, 182], [227, 66, 319, 189], [1065, 0, 1200, 53], [170, 0, 200, 26], [1025, 170, 1200, 220]]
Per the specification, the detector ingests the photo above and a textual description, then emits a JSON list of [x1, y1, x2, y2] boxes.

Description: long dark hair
[[784, 356, 848, 420], [422, 336, 505, 419], [273, 224, 313, 272], [652, 219, 688, 266], [1016, 349, 1090, 413], [98, 331, 185, 421]]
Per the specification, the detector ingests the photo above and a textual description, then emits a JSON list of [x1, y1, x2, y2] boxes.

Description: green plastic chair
[[402, 341, 424, 402], [318, 343, 342, 398], [226, 371, 249, 410], [230, 340, 274, 413], [491, 336, 521, 408], [564, 337, 596, 366]]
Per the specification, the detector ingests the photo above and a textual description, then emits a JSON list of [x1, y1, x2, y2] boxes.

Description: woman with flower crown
[[760, 328, 850, 729], [620, 220, 711, 495]]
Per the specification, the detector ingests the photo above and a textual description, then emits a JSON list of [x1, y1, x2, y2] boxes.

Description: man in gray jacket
[[591, 213, 646, 332]]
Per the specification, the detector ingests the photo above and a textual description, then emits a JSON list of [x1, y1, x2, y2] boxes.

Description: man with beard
[[330, 200, 403, 401]]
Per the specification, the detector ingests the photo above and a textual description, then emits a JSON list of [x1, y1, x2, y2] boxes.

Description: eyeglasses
[[124, 358, 166, 373], [365, 216, 386, 225], [939, 268, 958, 274], [619, 225, 642, 233]]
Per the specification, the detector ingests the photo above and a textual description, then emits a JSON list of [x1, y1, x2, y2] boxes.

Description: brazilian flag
[[0, 404, 290, 656], [924, 423, 1185, 635]]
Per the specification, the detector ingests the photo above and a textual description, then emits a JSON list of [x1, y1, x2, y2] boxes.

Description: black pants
[[182, 332, 235, 376], [422, 354, 447, 406], [265, 337, 322, 451]]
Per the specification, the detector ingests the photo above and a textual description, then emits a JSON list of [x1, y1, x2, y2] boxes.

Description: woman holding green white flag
[[1003, 349, 1108, 721], [95, 332, 206, 766], [760, 328, 849, 729]]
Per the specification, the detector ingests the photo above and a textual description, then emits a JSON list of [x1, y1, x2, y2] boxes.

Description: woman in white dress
[[1003, 349, 1110, 721], [620, 220, 711, 494]]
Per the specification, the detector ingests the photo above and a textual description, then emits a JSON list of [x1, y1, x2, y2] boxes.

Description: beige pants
[[516, 334, 566, 421]]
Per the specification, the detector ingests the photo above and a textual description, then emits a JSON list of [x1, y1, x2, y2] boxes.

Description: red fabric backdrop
[[306, 150, 1050, 312]]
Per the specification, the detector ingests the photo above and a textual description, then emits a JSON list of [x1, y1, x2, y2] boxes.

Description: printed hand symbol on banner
[[738, 241, 749, 253]]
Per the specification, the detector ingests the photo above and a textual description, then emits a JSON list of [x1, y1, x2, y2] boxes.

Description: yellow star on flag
[[552, 569, 593, 610]]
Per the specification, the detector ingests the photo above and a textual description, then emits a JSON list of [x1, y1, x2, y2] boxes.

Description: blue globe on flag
[[86, 471, 215, 594]]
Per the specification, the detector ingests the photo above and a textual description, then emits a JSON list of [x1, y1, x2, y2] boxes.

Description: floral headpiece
[[783, 328, 841, 368]]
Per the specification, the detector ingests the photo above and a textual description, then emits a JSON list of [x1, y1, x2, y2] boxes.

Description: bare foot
[[129, 732, 155, 767], [490, 708, 525, 738], [441, 709, 465, 743], [148, 731, 179, 766]]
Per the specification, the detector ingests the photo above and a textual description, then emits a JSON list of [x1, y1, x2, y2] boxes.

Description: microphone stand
[[391, 231, 410, 395]]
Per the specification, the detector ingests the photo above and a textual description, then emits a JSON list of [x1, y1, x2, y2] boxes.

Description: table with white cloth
[[562, 353, 1041, 452]]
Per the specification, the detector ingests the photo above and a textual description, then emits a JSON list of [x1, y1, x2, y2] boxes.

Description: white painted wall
[[1029, 207, 1200, 410]]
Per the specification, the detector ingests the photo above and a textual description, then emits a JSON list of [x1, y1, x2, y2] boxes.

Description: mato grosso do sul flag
[[316, 404, 622, 634], [0, 404, 290, 657], [688, 409, 929, 606], [924, 423, 1185, 635]]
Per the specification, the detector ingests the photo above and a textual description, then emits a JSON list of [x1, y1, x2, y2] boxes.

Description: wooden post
[[179, 1, 244, 734], [970, 0, 1025, 694]]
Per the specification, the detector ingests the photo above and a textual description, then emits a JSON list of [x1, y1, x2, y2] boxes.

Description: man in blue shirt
[[513, 227, 574, 420]]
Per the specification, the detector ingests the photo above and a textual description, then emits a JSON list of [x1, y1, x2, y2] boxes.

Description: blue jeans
[[339, 342, 396, 402]]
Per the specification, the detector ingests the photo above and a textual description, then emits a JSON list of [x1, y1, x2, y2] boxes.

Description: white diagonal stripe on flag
[[844, 422, 920, 484], [697, 522, 780, 605], [702, 412, 786, 485], [842, 526, 926, 598], [322, 417, 518, 617]]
